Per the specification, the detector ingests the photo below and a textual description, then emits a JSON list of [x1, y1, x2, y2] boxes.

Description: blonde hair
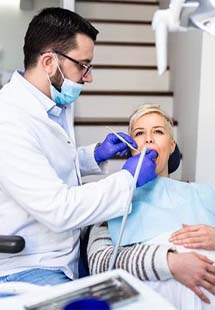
[[129, 104, 174, 139]]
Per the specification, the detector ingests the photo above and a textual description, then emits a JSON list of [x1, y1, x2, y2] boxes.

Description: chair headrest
[[168, 144, 181, 174]]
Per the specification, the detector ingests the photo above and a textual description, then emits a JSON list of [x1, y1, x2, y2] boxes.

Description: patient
[[87, 104, 215, 309]]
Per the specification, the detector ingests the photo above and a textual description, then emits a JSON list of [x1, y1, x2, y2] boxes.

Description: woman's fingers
[[196, 253, 214, 264], [171, 224, 199, 238], [170, 227, 200, 241], [191, 268, 215, 304], [203, 272, 215, 287], [169, 225, 215, 250], [192, 286, 210, 304], [170, 252, 215, 303], [172, 237, 205, 247], [172, 234, 202, 241], [183, 242, 207, 249], [207, 263, 215, 274]]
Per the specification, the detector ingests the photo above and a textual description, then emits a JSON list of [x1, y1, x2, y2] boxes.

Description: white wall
[[0, 0, 59, 71], [61, 0, 75, 11], [155, 1, 215, 187], [169, 29, 203, 182], [170, 28, 215, 188], [195, 33, 215, 186]]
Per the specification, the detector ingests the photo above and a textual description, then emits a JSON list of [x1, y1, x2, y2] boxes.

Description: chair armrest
[[0, 235, 25, 253]]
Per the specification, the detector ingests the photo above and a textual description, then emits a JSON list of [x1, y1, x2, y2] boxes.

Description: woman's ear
[[170, 140, 176, 155]]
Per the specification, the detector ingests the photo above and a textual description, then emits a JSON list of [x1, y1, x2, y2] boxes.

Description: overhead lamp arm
[[152, 0, 215, 75]]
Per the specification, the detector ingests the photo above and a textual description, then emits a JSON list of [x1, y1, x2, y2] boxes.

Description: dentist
[[0, 7, 160, 285]]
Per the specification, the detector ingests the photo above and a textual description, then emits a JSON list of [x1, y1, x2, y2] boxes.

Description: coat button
[[67, 141, 71, 144]]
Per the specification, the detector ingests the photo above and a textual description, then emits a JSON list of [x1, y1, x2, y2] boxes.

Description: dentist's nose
[[82, 71, 93, 83]]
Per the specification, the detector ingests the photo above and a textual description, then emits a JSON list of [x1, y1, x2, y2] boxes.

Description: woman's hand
[[169, 224, 215, 250], [168, 251, 215, 303]]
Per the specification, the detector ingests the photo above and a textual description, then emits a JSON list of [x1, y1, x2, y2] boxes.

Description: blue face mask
[[50, 78, 83, 106], [48, 62, 84, 106]]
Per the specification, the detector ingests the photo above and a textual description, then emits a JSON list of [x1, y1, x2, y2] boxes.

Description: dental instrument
[[106, 126, 139, 153], [108, 146, 147, 270]]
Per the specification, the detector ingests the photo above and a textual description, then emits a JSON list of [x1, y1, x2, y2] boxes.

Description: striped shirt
[[87, 223, 176, 281]]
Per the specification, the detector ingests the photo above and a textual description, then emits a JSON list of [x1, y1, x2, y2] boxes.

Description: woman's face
[[131, 112, 176, 176]]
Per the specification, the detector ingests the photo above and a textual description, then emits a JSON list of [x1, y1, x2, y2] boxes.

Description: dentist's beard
[[50, 69, 63, 92]]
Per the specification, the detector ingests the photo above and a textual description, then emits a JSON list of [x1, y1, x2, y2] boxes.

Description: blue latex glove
[[122, 149, 157, 187], [95, 132, 137, 164]]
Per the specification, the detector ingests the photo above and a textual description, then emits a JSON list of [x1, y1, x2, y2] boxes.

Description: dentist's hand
[[95, 133, 137, 164], [122, 149, 157, 187]]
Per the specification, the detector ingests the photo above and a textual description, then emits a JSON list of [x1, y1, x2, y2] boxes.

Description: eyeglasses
[[53, 50, 93, 77]]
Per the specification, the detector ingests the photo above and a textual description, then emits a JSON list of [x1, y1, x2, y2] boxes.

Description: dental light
[[153, 0, 215, 75]]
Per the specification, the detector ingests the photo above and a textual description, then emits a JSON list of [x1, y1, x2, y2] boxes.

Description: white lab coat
[[0, 72, 133, 279]]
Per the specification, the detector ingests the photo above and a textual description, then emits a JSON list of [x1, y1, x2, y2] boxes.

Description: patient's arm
[[87, 223, 175, 281], [88, 223, 215, 303]]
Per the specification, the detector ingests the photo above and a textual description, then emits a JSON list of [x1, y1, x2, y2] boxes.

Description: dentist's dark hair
[[23, 7, 98, 69]]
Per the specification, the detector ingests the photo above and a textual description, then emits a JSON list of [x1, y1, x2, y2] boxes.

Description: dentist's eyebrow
[[79, 58, 92, 63]]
